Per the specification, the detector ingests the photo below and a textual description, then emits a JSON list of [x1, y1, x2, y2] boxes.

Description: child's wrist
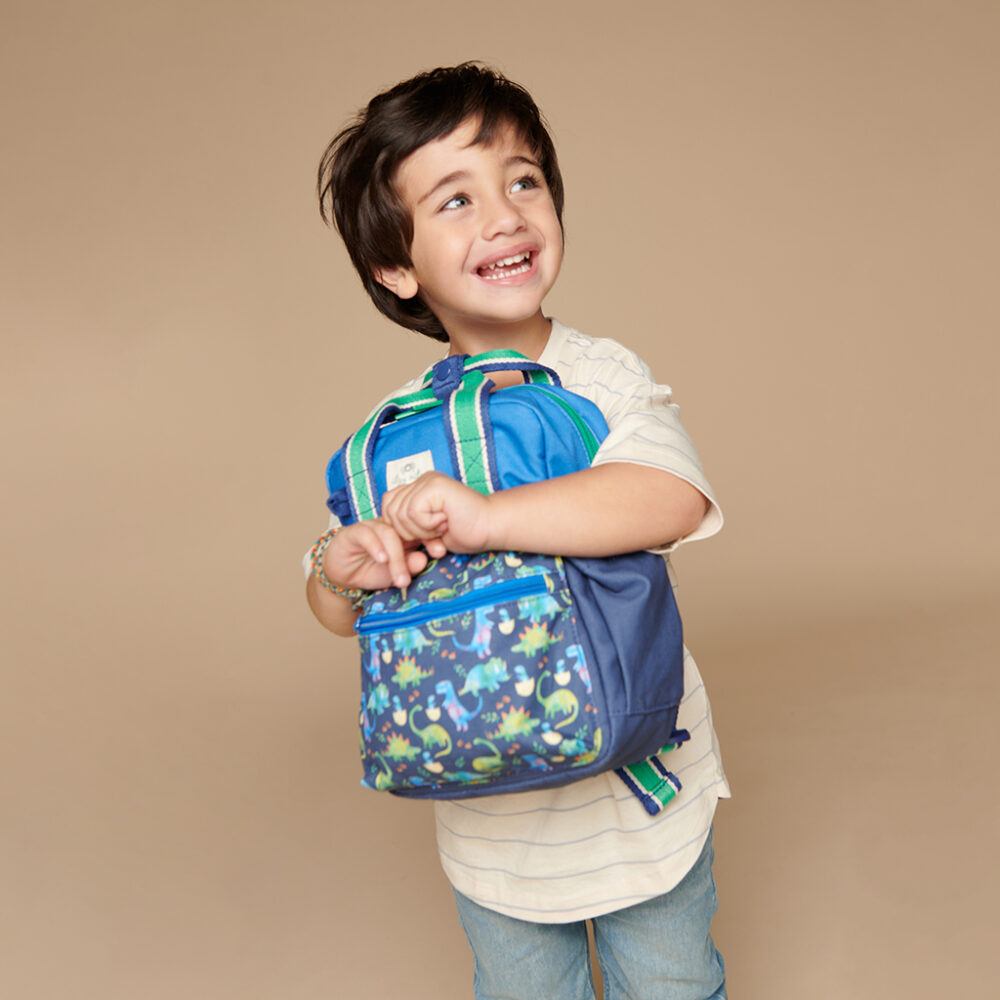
[[309, 528, 366, 608], [479, 494, 511, 553]]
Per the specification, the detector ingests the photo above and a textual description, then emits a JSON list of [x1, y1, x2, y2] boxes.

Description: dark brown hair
[[317, 63, 564, 343]]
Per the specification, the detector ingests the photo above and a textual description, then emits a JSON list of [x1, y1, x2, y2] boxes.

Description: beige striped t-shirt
[[432, 319, 730, 922]]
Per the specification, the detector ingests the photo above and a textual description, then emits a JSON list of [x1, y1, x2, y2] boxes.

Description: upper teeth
[[484, 252, 530, 271]]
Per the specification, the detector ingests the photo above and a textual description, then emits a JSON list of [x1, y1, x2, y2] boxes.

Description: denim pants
[[452, 829, 726, 1000]]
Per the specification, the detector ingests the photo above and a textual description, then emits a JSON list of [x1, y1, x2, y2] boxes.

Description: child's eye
[[442, 194, 471, 210], [511, 175, 540, 193]]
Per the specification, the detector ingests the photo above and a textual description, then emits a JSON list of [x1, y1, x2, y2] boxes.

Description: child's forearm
[[482, 463, 708, 556], [306, 577, 360, 636]]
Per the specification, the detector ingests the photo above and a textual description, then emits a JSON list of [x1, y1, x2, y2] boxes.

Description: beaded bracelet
[[308, 527, 367, 609]]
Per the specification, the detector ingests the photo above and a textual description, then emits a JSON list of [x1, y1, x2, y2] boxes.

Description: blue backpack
[[326, 351, 689, 813]]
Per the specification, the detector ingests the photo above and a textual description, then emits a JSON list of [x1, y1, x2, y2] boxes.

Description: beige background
[[3, 1, 997, 997]]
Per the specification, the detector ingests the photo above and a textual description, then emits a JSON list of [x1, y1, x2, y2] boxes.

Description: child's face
[[379, 117, 563, 349]]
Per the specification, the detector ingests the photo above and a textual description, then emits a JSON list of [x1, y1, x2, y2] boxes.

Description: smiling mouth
[[477, 251, 534, 280]]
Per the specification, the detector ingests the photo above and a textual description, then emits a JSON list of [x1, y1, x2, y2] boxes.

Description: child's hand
[[323, 520, 440, 592], [381, 472, 491, 555]]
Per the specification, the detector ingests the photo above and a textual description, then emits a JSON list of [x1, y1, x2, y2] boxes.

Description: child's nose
[[480, 194, 526, 239]]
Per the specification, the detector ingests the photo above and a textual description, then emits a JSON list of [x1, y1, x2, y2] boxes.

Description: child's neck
[[446, 313, 552, 361]]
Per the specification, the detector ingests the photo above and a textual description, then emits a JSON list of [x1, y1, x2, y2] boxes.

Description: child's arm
[[307, 461, 704, 634], [380, 462, 708, 569]]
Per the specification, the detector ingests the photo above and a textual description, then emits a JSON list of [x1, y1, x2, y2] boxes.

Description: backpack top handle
[[341, 352, 560, 522]]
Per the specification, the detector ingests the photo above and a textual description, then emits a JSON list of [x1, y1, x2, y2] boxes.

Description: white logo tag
[[385, 450, 435, 490]]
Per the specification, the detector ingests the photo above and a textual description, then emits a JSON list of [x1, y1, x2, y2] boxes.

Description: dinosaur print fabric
[[356, 550, 602, 796]]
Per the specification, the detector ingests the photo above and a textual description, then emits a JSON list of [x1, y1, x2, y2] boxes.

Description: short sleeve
[[556, 336, 723, 552]]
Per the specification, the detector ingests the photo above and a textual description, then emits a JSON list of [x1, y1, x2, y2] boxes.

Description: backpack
[[326, 351, 689, 811]]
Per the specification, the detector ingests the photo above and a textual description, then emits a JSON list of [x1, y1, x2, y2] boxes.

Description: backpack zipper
[[356, 573, 551, 635]]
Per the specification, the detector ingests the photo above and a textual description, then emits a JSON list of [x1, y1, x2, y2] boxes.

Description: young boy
[[306, 63, 729, 1000]]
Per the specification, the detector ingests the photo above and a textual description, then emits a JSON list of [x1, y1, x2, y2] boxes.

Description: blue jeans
[[452, 830, 726, 1000]]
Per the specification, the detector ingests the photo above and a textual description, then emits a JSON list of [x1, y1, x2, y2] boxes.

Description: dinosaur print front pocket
[[354, 551, 603, 796]]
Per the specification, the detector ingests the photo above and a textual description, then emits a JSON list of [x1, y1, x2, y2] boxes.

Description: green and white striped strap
[[443, 369, 496, 495], [614, 733, 689, 816], [342, 383, 442, 522]]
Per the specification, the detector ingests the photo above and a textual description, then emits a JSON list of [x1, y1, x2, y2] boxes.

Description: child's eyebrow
[[417, 170, 469, 205], [416, 155, 542, 205]]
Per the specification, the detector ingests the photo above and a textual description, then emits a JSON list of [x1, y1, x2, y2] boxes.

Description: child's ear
[[373, 266, 419, 300]]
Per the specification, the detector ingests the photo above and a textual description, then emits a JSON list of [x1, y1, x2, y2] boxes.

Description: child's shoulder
[[544, 319, 658, 385]]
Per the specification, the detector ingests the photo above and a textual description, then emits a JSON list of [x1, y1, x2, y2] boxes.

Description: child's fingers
[[382, 475, 492, 554], [333, 521, 387, 566], [422, 537, 448, 559], [404, 547, 430, 578], [330, 521, 411, 590], [381, 480, 448, 540], [363, 521, 414, 589]]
